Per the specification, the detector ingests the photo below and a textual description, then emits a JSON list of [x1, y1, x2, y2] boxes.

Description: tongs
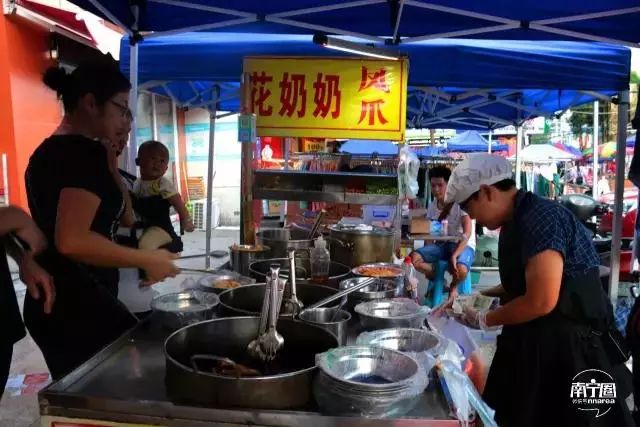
[[248, 264, 285, 362]]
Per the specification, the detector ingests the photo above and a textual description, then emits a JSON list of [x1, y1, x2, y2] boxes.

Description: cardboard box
[[410, 218, 431, 235]]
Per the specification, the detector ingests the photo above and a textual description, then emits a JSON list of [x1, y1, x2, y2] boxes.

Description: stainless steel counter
[[40, 315, 460, 426]]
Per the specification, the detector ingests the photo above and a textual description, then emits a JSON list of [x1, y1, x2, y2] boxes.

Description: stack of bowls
[[356, 328, 445, 375], [355, 299, 430, 331], [314, 346, 428, 417]]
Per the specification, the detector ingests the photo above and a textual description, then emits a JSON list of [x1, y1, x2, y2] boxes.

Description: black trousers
[[0, 343, 13, 401]]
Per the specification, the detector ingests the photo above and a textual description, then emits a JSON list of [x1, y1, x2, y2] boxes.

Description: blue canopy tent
[[82, 0, 633, 297], [446, 131, 508, 153], [120, 33, 630, 131], [338, 140, 398, 155], [69, 1, 640, 47]]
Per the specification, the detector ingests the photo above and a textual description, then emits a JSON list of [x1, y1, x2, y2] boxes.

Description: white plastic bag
[[398, 146, 420, 199]]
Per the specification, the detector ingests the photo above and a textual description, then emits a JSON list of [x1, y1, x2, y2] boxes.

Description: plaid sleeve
[[519, 205, 567, 262]]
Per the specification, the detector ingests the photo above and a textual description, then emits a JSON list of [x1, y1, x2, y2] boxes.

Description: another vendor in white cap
[[444, 153, 633, 427]]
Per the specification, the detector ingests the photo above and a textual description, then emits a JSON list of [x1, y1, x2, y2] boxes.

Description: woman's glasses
[[109, 100, 133, 121]]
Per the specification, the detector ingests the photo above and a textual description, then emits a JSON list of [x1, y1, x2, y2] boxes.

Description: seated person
[[411, 166, 475, 304], [133, 140, 194, 254]]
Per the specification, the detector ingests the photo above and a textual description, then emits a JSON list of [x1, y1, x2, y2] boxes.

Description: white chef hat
[[444, 154, 513, 205]]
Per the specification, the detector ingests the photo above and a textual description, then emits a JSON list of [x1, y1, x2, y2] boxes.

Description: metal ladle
[[300, 277, 376, 313], [282, 250, 304, 315], [307, 209, 326, 239]]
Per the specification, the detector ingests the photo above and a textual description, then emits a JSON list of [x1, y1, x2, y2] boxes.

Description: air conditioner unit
[[191, 199, 220, 231]]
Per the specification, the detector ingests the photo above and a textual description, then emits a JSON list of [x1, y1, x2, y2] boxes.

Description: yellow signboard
[[243, 57, 408, 141]]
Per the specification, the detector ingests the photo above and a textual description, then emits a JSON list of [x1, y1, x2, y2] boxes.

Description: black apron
[[483, 191, 633, 427], [132, 194, 183, 253]]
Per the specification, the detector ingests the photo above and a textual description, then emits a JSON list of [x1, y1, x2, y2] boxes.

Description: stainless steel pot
[[229, 244, 270, 276], [150, 291, 219, 331], [249, 258, 351, 289], [218, 283, 337, 317], [256, 229, 314, 259], [339, 277, 397, 312], [328, 225, 394, 267], [298, 308, 351, 345], [164, 316, 338, 409]]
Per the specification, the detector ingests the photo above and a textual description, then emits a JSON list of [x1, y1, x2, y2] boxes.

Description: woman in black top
[[24, 57, 179, 380], [0, 206, 53, 399]]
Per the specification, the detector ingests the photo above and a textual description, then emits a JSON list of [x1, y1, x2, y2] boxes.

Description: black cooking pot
[[558, 194, 599, 221], [218, 283, 337, 317], [164, 317, 338, 409]]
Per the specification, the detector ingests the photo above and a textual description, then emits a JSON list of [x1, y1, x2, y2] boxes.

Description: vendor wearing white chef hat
[[441, 153, 633, 427]]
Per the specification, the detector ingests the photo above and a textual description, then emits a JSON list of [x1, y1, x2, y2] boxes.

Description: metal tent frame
[[86, 0, 631, 301]]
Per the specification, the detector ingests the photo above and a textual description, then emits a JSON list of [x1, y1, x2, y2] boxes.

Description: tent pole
[[240, 73, 255, 245], [151, 93, 158, 140], [204, 95, 218, 270], [127, 43, 139, 174], [515, 126, 523, 188], [488, 129, 493, 154], [593, 100, 599, 195], [171, 99, 182, 195], [608, 90, 630, 303]]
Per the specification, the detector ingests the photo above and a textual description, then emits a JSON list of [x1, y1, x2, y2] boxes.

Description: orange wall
[[0, 14, 62, 210]]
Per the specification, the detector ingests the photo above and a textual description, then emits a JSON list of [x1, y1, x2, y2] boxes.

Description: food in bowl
[[214, 279, 242, 289]]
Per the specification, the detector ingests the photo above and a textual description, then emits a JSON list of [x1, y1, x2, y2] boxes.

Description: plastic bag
[[438, 359, 497, 427], [398, 146, 420, 200]]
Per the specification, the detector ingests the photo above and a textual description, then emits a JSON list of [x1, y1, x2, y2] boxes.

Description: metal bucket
[[218, 283, 337, 317], [228, 244, 270, 276], [256, 229, 314, 259], [164, 316, 338, 409], [298, 308, 351, 345]]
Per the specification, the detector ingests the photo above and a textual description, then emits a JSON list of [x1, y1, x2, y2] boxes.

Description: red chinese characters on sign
[[251, 71, 273, 116], [278, 73, 307, 118], [313, 73, 341, 119], [358, 66, 390, 126], [359, 66, 390, 93], [358, 99, 388, 125]]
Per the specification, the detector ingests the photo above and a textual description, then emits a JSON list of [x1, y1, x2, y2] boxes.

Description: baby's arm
[[168, 194, 194, 232]]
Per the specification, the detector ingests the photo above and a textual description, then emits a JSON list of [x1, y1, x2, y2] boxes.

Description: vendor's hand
[[19, 256, 55, 314], [140, 249, 180, 286], [432, 286, 459, 317], [182, 219, 195, 233], [15, 218, 47, 255], [456, 305, 482, 329]]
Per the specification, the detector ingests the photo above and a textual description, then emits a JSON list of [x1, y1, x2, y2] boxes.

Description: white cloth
[[426, 201, 476, 249], [445, 154, 513, 205], [133, 177, 177, 199]]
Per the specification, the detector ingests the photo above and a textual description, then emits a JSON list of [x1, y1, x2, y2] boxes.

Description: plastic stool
[[425, 260, 472, 307]]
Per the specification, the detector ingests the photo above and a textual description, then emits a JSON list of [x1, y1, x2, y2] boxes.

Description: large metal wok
[[249, 258, 351, 288], [218, 283, 337, 317], [164, 316, 338, 409]]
